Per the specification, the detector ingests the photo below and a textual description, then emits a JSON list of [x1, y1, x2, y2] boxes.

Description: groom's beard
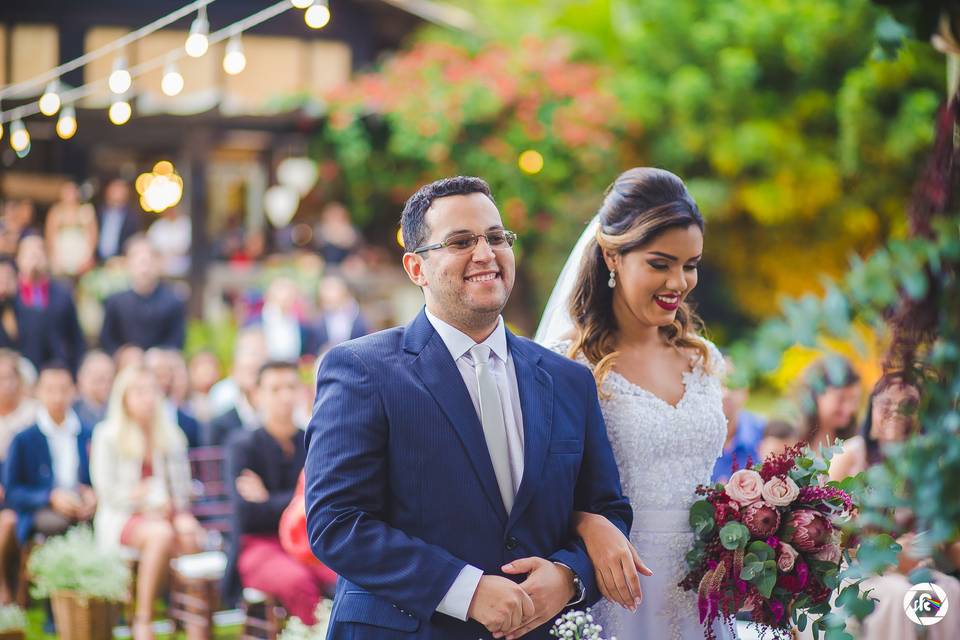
[[426, 280, 511, 334]]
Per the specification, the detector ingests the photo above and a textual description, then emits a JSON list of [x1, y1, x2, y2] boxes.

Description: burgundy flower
[[776, 561, 810, 594], [742, 502, 781, 538], [781, 509, 833, 552]]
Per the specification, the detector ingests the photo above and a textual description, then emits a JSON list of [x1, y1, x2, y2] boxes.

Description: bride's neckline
[[606, 367, 696, 410]]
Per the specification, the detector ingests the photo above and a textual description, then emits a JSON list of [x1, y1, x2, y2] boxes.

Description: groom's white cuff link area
[[437, 564, 484, 621]]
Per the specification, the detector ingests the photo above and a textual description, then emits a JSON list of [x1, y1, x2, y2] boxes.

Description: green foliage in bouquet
[[0, 605, 26, 632], [27, 526, 131, 602]]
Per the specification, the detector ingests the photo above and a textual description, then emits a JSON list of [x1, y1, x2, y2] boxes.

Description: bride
[[537, 167, 734, 639]]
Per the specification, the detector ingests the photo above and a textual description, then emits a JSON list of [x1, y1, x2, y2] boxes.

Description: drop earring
[[608, 269, 616, 289]]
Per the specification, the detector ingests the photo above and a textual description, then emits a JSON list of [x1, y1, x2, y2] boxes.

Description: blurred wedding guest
[[45, 181, 97, 278], [207, 328, 266, 419], [223, 361, 334, 620], [0, 350, 35, 604], [99, 236, 186, 355], [312, 274, 368, 356], [145, 348, 200, 448], [712, 356, 765, 482], [0, 260, 20, 349], [247, 278, 313, 362], [186, 351, 221, 424], [90, 365, 202, 640], [313, 202, 359, 266], [72, 351, 115, 428], [4, 364, 96, 544], [14, 236, 86, 374], [830, 373, 960, 639], [146, 207, 191, 278], [0, 199, 36, 256], [114, 344, 145, 372], [755, 419, 801, 462], [96, 179, 140, 262], [278, 471, 337, 578], [798, 356, 862, 451]]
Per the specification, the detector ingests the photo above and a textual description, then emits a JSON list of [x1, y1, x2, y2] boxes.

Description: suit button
[[504, 536, 519, 551]]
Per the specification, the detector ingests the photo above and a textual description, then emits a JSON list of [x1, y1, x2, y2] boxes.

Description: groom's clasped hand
[[467, 558, 576, 639]]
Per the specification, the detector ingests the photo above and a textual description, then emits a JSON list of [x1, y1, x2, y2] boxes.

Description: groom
[[304, 176, 631, 639]]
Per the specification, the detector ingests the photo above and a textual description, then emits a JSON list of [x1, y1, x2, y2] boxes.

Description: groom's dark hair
[[400, 176, 495, 254]]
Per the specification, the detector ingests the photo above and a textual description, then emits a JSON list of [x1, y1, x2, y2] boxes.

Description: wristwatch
[[553, 562, 586, 606]]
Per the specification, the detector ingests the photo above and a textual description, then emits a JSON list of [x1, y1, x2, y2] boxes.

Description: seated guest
[[246, 278, 314, 362], [756, 419, 801, 462], [224, 361, 335, 622], [4, 363, 96, 545], [90, 365, 202, 640], [207, 331, 265, 446], [186, 351, 221, 424], [712, 356, 765, 482], [99, 236, 186, 355], [72, 350, 115, 428], [0, 348, 32, 605], [145, 348, 201, 448]]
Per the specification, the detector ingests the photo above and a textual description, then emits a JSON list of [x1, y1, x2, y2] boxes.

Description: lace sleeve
[[697, 337, 726, 379], [545, 339, 573, 358]]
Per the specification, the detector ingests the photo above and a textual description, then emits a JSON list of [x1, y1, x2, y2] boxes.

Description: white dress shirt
[[98, 207, 125, 259], [36, 408, 82, 490], [262, 304, 302, 361], [425, 309, 525, 621]]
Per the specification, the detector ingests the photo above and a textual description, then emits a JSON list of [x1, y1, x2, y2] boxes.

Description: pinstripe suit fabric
[[305, 309, 631, 639]]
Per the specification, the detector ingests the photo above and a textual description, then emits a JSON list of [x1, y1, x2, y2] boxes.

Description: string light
[[39, 81, 61, 116], [108, 57, 132, 94], [185, 7, 210, 57], [518, 149, 544, 175], [56, 106, 78, 139], [304, 1, 331, 29], [10, 120, 29, 152], [108, 98, 132, 125], [223, 34, 247, 75], [290, 0, 313, 8], [161, 61, 185, 96]]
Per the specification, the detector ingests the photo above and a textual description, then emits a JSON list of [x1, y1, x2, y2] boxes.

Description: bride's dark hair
[[568, 167, 708, 390]]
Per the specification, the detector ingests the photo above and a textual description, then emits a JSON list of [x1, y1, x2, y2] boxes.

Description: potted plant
[[28, 526, 131, 640], [0, 604, 26, 640]]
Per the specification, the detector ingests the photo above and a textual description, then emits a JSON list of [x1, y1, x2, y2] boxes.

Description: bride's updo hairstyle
[[568, 167, 708, 390]]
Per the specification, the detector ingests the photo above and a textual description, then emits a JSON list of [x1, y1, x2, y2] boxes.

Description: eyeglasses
[[412, 229, 517, 255]]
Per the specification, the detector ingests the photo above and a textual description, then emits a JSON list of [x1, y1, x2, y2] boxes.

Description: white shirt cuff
[[435, 564, 484, 621]]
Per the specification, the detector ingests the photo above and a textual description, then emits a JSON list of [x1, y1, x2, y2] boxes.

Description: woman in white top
[[44, 181, 97, 278], [90, 365, 201, 640]]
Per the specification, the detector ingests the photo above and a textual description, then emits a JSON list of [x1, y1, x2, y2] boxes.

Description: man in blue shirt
[[712, 358, 766, 483]]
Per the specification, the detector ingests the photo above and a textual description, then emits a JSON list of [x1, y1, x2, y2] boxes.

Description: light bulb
[[161, 62, 184, 96], [291, 0, 314, 8], [185, 9, 210, 58], [39, 81, 61, 116], [109, 58, 132, 94], [304, 3, 331, 29], [56, 106, 77, 139], [223, 35, 247, 75], [0, 123, 3, 142], [10, 120, 29, 152], [109, 99, 132, 125]]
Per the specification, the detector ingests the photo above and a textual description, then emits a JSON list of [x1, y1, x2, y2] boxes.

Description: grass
[[24, 601, 243, 639]]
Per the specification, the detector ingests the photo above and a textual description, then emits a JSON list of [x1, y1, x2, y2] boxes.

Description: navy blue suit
[[4, 423, 92, 542], [304, 310, 631, 639]]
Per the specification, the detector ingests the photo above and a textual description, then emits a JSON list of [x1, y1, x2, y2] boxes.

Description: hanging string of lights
[[0, 0, 331, 154]]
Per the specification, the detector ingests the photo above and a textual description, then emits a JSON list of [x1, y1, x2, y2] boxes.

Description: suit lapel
[[506, 333, 553, 529], [406, 312, 509, 524]]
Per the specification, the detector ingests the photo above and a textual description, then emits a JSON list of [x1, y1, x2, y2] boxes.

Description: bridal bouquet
[[679, 443, 856, 639]]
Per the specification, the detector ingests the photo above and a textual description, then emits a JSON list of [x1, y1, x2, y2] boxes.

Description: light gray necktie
[[470, 344, 515, 513]]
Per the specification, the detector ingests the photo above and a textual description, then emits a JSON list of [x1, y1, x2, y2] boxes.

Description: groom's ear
[[402, 252, 428, 288]]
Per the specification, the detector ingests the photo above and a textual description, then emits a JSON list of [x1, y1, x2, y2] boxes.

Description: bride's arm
[[573, 511, 653, 610]]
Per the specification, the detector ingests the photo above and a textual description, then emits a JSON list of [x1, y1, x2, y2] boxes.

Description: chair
[[240, 587, 287, 640], [167, 446, 232, 638]]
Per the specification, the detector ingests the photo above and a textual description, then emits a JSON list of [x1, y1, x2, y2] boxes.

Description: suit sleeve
[[63, 293, 86, 375], [304, 344, 467, 621], [548, 367, 633, 606], [4, 435, 53, 512], [161, 295, 186, 350], [98, 297, 120, 355]]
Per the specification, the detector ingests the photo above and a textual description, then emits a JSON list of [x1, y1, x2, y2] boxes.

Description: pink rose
[[777, 543, 798, 572], [725, 469, 764, 505], [781, 509, 833, 552], [761, 476, 800, 507], [742, 502, 781, 538]]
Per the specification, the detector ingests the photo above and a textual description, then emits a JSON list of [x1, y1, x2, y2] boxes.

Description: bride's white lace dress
[[550, 339, 735, 640]]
